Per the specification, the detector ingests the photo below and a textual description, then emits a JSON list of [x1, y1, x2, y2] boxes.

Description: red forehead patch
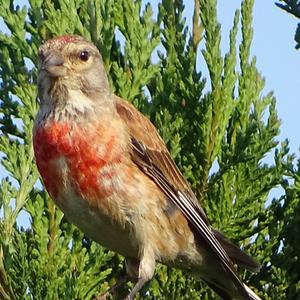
[[53, 35, 79, 44]]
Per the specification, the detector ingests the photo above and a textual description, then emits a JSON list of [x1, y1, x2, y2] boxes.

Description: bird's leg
[[124, 277, 149, 300], [94, 259, 132, 300], [124, 247, 156, 300], [95, 247, 156, 300], [94, 274, 130, 300]]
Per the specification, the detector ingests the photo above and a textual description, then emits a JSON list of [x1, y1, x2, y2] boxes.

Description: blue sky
[[210, 1, 299, 153], [223, 1, 300, 153], [149, 0, 299, 152]]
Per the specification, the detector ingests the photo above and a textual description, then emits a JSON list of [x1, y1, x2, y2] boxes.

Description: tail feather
[[213, 229, 260, 273], [243, 284, 262, 300], [203, 279, 232, 300], [203, 229, 262, 300], [203, 278, 261, 300]]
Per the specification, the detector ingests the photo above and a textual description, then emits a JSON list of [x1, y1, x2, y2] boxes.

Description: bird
[[33, 35, 261, 300]]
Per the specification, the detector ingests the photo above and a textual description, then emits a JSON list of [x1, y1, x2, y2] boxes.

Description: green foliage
[[276, 0, 300, 49], [0, 0, 298, 299], [253, 150, 300, 300]]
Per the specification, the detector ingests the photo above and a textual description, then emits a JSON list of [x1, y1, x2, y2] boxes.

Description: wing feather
[[115, 97, 254, 299]]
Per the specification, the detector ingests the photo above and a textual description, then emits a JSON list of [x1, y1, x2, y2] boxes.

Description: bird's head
[[37, 35, 109, 105]]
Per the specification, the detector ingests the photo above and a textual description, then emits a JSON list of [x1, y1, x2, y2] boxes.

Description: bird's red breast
[[33, 120, 122, 201]]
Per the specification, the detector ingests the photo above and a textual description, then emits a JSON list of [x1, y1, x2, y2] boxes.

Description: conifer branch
[[192, 0, 203, 51]]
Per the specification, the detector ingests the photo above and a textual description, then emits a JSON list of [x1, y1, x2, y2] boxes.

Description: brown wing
[[115, 97, 211, 220], [115, 96, 256, 299], [115, 97, 190, 192]]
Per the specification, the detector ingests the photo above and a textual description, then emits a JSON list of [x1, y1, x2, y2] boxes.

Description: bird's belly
[[57, 187, 138, 257]]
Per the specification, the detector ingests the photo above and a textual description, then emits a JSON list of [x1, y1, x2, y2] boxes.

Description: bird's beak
[[41, 52, 66, 77]]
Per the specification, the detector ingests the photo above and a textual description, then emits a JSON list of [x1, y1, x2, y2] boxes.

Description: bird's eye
[[79, 50, 90, 61]]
